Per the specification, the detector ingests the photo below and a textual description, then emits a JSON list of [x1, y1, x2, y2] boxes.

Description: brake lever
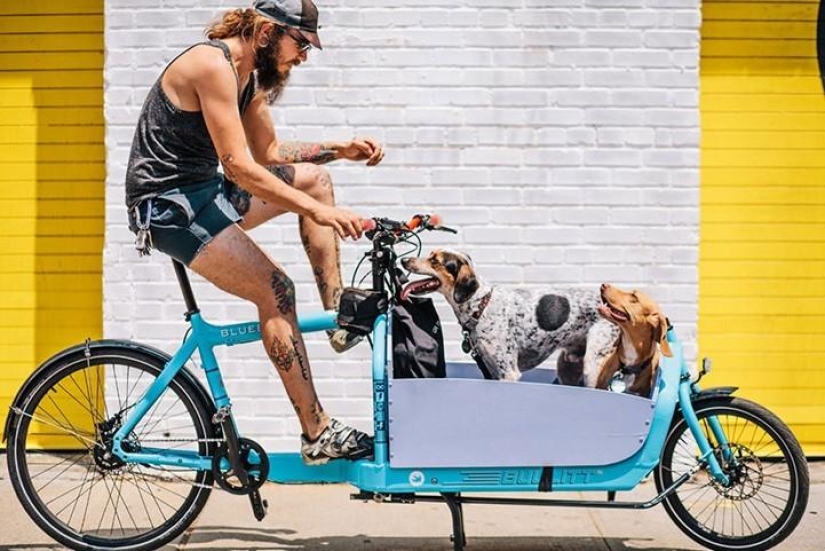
[[393, 266, 409, 285], [436, 225, 458, 234]]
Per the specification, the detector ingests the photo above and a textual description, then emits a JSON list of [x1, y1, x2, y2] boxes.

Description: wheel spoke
[[10, 353, 212, 547], [657, 399, 807, 549]]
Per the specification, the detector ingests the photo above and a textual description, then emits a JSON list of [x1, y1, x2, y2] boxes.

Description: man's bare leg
[[189, 224, 329, 439], [233, 164, 345, 310]]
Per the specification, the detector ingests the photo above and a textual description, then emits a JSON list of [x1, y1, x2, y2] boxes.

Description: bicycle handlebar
[[361, 213, 457, 239]]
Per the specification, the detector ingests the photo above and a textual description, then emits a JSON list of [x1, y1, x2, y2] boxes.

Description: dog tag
[[461, 333, 472, 354], [609, 373, 627, 393]]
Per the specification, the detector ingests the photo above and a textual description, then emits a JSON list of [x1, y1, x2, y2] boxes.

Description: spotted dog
[[401, 249, 618, 385]]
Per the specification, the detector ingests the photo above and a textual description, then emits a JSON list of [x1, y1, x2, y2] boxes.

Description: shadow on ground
[[0, 527, 697, 551]]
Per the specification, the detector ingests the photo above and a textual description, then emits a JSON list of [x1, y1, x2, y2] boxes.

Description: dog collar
[[619, 356, 654, 375], [463, 289, 493, 331]]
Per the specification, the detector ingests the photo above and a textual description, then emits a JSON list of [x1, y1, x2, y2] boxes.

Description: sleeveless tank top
[[125, 40, 256, 207]]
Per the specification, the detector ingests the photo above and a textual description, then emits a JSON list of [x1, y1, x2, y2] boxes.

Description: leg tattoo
[[268, 336, 295, 372], [269, 165, 296, 186], [226, 182, 252, 215], [291, 336, 310, 381], [309, 400, 324, 426], [299, 219, 312, 257], [313, 266, 329, 298], [270, 270, 296, 316]]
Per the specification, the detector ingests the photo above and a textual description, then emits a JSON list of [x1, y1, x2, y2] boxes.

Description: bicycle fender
[[671, 386, 738, 422], [3, 339, 214, 442], [693, 386, 739, 401]]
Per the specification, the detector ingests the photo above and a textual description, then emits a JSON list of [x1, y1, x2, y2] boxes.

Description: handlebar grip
[[361, 218, 377, 233]]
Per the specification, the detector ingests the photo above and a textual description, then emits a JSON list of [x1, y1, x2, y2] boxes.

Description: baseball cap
[[253, 0, 322, 50]]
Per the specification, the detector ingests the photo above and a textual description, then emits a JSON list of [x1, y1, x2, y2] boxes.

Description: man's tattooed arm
[[275, 142, 339, 165]]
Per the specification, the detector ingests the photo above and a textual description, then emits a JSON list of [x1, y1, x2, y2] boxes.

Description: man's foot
[[327, 328, 364, 353], [301, 419, 374, 465]]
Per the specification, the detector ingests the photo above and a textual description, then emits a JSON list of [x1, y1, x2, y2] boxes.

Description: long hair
[[205, 8, 271, 41]]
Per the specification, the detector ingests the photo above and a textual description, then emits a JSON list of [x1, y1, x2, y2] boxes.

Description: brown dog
[[593, 283, 673, 396]]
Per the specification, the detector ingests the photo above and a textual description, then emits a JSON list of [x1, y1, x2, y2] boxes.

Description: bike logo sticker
[[409, 471, 425, 487]]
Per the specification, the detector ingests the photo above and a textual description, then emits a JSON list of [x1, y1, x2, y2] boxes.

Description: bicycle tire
[[6, 344, 216, 551], [654, 396, 809, 551]]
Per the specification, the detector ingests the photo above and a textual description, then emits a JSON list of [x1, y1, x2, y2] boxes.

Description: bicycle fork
[[678, 381, 732, 486]]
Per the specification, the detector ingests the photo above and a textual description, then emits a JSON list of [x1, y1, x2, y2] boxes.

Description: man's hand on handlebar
[[311, 205, 364, 240], [360, 214, 457, 241]]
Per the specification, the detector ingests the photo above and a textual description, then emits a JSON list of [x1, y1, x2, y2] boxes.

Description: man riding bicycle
[[124, 0, 382, 464]]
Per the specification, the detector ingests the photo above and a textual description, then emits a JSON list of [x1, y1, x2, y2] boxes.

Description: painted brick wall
[[104, 0, 701, 451]]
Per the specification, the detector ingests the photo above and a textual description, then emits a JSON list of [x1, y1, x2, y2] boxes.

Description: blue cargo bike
[[4, 215, 809, 551]]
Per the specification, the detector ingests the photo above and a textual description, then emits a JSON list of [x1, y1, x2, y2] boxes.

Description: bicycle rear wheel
[[6, 344, 216, 551], [654, 397, 808, 551]]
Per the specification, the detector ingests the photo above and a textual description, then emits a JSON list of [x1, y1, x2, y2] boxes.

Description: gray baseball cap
[[253, 0, 322, 50]]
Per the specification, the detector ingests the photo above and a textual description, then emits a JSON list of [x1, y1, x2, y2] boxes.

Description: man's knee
[[305, 165, 334, 203]]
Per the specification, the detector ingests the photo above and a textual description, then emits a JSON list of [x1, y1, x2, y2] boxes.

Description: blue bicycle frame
[[112, 307, 731, 493]]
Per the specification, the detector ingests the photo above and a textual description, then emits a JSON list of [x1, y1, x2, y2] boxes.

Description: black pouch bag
[[392, 297, 446, 379], [337, 287, 389, 336]]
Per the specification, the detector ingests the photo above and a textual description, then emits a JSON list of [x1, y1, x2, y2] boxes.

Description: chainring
[[211, 437, 270, 495]]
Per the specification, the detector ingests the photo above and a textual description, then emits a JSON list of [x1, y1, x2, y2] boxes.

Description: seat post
[[172, 260, 200, 319]]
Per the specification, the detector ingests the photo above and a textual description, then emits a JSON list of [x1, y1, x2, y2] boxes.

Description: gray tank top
[[125, 40, 256, 207]]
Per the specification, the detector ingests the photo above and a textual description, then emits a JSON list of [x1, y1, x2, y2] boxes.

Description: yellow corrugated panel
[[703, 75, 822, 93], [703, 94, 825, 112], [0, 34, 102, 53], [0, 71, 102, 88], [704, 131, 825, 149], [704, 167, 825, 186], [0, 2, 103, 450], [703, 39, 816, 58], [700, 0, 825, 455]]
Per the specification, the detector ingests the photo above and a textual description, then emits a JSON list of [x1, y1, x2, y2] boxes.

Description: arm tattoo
[[277, 142, 337, 165], [221, 153, 240, 182]]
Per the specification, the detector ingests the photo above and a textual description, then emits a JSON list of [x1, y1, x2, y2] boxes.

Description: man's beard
[[254, 37, 290, 105]]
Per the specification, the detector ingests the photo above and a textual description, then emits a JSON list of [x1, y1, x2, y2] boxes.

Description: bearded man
[[124, 0, 383, 464]]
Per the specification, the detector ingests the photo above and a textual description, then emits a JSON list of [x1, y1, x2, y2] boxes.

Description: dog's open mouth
[[401, 277, 441, 301], [599, 299, 629, 323]]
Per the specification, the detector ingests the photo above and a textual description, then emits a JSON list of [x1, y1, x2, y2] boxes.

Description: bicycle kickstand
[[441, 492, 467, 551], [249, 489, 268, 522]]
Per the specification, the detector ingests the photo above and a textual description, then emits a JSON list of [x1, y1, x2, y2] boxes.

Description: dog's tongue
[[401, 278, 441, 301]]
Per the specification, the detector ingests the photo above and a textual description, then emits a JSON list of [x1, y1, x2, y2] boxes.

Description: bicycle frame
[[112, 306, 731, 493]]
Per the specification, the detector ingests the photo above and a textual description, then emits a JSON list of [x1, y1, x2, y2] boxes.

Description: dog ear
[[453, 265, 479, 304], [653, 314, 673, 357]]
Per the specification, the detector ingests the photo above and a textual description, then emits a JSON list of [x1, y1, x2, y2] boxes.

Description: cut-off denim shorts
[[128, 177, 242, 266]]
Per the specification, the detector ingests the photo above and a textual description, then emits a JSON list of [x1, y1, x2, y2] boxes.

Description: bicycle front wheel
[[655, 396, 809, 551], [6, 344, 216, 551]]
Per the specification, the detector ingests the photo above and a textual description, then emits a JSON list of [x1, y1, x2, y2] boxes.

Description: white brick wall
[[104, 0, 701, 450]]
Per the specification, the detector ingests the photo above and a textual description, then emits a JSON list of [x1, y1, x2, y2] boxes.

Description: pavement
[[1, 456, 823, 551]]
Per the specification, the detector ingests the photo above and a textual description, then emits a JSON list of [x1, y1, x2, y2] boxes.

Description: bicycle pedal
[[249, 490, 268, 522]]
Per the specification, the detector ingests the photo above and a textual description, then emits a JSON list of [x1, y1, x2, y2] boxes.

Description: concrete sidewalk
[[1, 458, 823, 551]]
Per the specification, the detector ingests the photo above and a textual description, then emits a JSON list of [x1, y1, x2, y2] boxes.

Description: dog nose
[[601, 283, 610, 292], [401, 258, 411, 269]]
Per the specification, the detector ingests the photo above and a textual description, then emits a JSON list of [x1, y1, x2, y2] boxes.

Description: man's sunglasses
[[285, 27, 312, 53]]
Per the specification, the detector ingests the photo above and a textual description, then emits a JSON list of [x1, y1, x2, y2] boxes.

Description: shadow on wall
[[819, 0, 825, 92]]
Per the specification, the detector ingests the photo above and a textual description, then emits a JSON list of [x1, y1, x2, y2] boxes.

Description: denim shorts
[[128, 177, 242, 265]]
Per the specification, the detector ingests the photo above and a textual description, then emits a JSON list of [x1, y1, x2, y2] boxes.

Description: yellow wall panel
[[700, 0, 825, 455], [0, 2, 103, 449]]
